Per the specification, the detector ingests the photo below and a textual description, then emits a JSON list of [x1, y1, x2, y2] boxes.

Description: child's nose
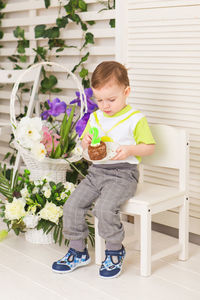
[[102, 101, 110, 109]]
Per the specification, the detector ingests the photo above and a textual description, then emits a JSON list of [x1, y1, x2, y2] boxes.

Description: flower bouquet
[[0, 168, 94, 245], [13, 87, 97, 183]]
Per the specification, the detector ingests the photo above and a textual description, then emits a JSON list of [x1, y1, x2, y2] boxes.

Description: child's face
[[92, 80, 130, 116]]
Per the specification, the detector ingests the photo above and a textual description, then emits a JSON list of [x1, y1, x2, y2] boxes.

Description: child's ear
[[124, 86, 130, 97]]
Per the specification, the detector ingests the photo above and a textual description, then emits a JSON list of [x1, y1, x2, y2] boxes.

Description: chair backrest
[[141, 124, 189, 191]]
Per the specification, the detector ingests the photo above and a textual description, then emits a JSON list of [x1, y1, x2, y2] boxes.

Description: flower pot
[[25, 228, 54, 244]]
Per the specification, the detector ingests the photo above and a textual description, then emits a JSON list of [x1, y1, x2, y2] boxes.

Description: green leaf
[[44, 0, 51, 8], [85, 32, 94, 44], [79, 67, 88, 78], [109, 19, 115, 28], [13, 26, 24, 39], [56, 16, 69, 28], [8, 55, 18, 62], [87, 20, 95, 26], [3, 152, 11, 160], [33, 46, 47, 60], [80, 21, 87, 31], [19, 55, 27, 63], [78, 0, 87, 11], [44, 27, 60, 39], [36, 194, 45, 206], [0, 30, 4, 39], [40, 75, 57, 93], [52, 144, 62, 159], [34, 25, 46, 38], [50, 87, 62, 93]]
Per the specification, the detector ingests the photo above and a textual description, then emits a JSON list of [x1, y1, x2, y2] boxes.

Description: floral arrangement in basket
[[0, 167, 95, 245], [15, 87, 97, 162]]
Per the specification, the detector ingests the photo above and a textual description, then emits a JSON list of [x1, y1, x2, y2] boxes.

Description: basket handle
[[10, 61, 88, 131]]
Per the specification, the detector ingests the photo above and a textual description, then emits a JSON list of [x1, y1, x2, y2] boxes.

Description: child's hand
[[111, 145, 131, 160], [81, 132, 93, 149]]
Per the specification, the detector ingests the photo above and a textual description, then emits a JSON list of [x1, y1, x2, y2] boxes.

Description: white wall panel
[[0, 0, 115, 161]]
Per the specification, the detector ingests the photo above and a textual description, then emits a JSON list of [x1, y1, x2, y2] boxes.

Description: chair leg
[[95, 217, 105, 265], [140, 209, 151, 276], [179, 196, 189, 261], [134, 215, 140, 251]]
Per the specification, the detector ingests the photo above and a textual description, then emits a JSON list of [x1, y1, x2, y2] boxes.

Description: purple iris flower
[[41, 98, 67, 120], [41, 110, 50, 120], [75, 113, 90, 137], [70, 88, 98, 113]]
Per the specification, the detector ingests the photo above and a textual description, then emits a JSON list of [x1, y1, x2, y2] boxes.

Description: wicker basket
[[25, 228, 54, 244], [10, 62, 87, 183]]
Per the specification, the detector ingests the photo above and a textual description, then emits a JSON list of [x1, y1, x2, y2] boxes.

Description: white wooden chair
[[0, 67, 41, 177], [95, 124, 189, 276]]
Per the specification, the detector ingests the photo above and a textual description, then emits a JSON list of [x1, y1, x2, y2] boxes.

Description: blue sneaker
[[52, 248, 91, 273], [99, 245, 126, 279]]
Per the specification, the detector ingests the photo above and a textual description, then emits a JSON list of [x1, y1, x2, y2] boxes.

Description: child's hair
[[91, 61, 129, 89]]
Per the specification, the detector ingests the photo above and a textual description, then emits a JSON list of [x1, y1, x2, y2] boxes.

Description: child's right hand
[[81, 132, 93, 149]]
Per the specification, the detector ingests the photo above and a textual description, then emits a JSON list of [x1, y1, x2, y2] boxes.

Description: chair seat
[[121, 182, 185, 214]]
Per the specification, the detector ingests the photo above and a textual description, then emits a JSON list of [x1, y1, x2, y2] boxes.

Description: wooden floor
[[0, 221, 200, 300]]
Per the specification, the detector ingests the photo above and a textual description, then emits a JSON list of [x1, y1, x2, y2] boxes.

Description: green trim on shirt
[[103, 104, 132, 118]]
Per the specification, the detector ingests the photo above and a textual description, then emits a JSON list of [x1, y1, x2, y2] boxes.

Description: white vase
[[25, 228, 54, 244]]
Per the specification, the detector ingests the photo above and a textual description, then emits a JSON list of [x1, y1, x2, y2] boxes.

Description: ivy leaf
[[17, 44, 25, 54], [50, 88, 62, 93], [14, 64, 22, 70], [35, 25, 46, 38], [13, 26, 24, 39], [8, 55, 18, 62], [109, 19, 115, 28], [71, 52, 89, 73], [56, 16, 69, 28], [44, 0, 51, 9], [87, 21, 95, 26], [85, 32, 94, 44], [40, 75, 58, 93], [44, 27, 60, 39], [80, 21, 87, 31], [78, 0, 87, 12], [33, 46, 47, 60], [79, 67, 88, 78], [0, 31, 4, 39], [19, 55, 27, 63]]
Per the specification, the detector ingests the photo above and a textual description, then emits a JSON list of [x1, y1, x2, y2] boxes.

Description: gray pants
[[63, 164, 139, 250]]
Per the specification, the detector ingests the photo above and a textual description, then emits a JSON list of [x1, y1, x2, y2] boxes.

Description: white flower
[[32, 187, 39, 194], [61, 192, 67, 200], [23, 214, 40, 229], [38, 202, 63, 224], [20, 187, 29, 198], [16, 116, 43, 148], [31, 142, 47, 161], [5, 198, 26, 220], [44, 189, 51, 199], [34, 180, 41, 186], [64, 182, 76, 193]]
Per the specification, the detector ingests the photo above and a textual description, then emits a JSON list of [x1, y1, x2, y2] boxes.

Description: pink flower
[[41, 126, 60, 154]]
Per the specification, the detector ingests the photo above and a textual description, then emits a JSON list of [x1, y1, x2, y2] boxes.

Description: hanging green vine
[[0, 1, 6, 48]]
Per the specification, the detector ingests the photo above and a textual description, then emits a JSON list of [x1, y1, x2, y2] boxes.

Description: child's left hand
[[111, 145, 131, 160]]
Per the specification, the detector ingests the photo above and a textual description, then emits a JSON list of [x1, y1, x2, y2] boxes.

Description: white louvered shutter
[[116, 0, 200, 235]]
